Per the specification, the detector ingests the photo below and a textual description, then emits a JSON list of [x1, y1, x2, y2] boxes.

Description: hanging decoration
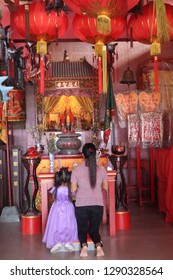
[[13, 1, 68, 95], [0, 76, 13, 102], [154, 0, 170, 44], [139, 91, 161, 113], [128, 1, 173, 93], [141, 112, 163, 144], [64, 0, 139, 35], [128, 2, 173, 44], [73, 13, 125, 94], [103, 71, 116, 145], [6, 89, 26, 122], [115, 91, 138, 128], [0, 76, 13, 207], [0, 76, 13, 143], [128, 114, 140, 147]]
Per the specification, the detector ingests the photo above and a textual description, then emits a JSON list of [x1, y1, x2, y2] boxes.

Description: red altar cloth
[[155, 146, 173, 222]]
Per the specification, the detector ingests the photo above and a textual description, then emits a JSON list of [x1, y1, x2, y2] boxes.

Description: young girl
[[43, 167, 78, 253]]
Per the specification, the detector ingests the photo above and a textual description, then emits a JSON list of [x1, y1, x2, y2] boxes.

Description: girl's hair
[[82, 142, 97, 188], [53, 167, 72, 199]]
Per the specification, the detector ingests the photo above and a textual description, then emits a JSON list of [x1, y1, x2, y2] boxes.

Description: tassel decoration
[[150, 40, 161, 56], [102, 45, 107, 94], [40, 56, 44, 95], [130, 25, 133, 48], [154, 55, 159, 93], [136, 144, 141, 188], [154, 0, 170, 43], [116, 50, 119, 82], [94, 41, 104, 57], [25, 5, 30, 41], [56, 24, 59, 46], [96, 15, 111, 35], [98, 56, 102, 94], [37, 39, 47, 55]]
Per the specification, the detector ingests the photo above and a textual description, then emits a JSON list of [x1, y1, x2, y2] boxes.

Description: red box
[[115, 211, 130, 230], [21, 214, 41, 235]]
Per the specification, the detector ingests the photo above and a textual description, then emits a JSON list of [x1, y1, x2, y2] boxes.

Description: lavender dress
[[43, 186, 78, 249]]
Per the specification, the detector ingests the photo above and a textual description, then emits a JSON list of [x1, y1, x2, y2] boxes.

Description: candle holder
[[111, 144, 125, 155], [21, 148, 41, 215]]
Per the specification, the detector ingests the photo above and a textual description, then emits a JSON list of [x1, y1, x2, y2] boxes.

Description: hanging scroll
[[141, 112, 163, 145], [128, 113, 140, 147]]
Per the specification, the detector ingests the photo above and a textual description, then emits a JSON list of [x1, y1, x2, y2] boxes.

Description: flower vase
[[36, 143, 41, 152], [49, 153, 54, 173]]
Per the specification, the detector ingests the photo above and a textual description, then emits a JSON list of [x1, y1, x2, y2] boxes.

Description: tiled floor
[[0, 203, 173, 260]]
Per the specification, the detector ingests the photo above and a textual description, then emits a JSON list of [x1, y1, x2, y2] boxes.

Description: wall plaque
[[55, 80, 80, 89]]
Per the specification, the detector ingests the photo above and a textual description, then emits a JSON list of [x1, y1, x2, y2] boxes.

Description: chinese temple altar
[[36, 57, 99, 132]]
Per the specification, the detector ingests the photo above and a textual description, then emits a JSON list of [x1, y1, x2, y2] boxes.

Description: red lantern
[[13, 1, 68, 94], [64, 0, 139, 17], [73, 13, 125, 44], [128, 2, 173, 93], [73, 13, 125, 93], [64, 0, 138, 35], [128, 2, 173, 44], [13, 1, 68, 42]]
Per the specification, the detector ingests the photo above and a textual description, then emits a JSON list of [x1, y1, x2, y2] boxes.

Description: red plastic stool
[[115, 211, 130, 230], [21, 214, 41, 235]]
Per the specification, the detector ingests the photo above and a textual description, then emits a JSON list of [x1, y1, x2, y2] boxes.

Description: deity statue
[[55, 112, 61, 130], [60, 111, 65, 132], [60, 106, 75, 132], [80, 110, 92, 130]]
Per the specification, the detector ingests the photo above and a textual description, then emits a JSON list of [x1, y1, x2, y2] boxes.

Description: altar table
[[37, 169, 116, 237]]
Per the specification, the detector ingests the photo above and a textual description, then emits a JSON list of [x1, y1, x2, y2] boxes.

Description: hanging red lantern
[[73, 13, 125, 93], [128, 2, 173, 45], [128, 2, 173, 93], [13, 1, 68, 94], [73, 13, 125, 44], [64, 0, 138, 35], [13, 1, 68, 42]]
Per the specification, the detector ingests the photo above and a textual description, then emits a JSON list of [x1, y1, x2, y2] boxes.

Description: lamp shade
[[13, 1, 68, 42], [128, 2, 173, 44]]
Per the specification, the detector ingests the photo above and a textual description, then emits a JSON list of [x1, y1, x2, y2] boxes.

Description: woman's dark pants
[[75, 205, 103, 247]]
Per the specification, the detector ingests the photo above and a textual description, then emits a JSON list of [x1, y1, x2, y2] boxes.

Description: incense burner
[[56, 132, 82, 155]]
